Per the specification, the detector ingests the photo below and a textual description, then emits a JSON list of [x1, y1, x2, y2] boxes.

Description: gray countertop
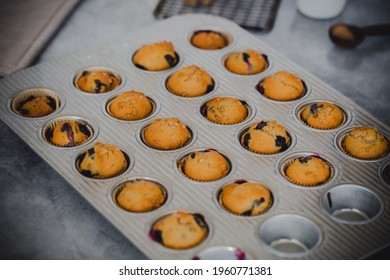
[[1, 0, 389, 259]]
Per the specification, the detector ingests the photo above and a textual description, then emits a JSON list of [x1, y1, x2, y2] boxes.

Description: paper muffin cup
[[294, 99, 351, 131], [105, 94, 158, 122], [10, 88, 61, 118], [74, 145, 132, 180], [199, 96, 255, 126], [216, 179, 274, 217], [278, 152, 336, 187], [112, 178, 168, 213], [335, 127, 390, 161], [237, 122, 295, 155], [138, 119, 195, 151], [73, 66, 123, 94], [175, 148, 233, 182], [40, 116, 96, 148]]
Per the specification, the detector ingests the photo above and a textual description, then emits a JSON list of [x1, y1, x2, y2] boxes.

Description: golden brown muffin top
[[133, 41, 178, 71], [18, 96, 56, 118], [75, 70, 120, 93], [116, 180, 165, 212], [166, 65, 214, 97], [109, 90, 153, 121], [259, 71, 304, 101], [203, 96, 248, 125], [285, 155, 331, 186], [150, 211, 208, 249], [301, 102, 344, 129], [51, 120, 90, 147], [225, 49, 267, 75], [191, 30, 227, 50], [220, 180, 272, 216], [241, 120, 291, 154]]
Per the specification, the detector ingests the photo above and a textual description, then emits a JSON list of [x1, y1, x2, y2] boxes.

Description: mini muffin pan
[[0, 14, 390, 259]]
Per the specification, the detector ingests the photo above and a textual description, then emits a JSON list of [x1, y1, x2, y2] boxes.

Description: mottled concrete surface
[[1, 0, 389, 259]]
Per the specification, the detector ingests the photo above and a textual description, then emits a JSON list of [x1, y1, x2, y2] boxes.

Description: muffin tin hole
[[259, 214, 322, 257], [334, 126, 390, 162], [199, 95, 255, 126], [321, 184, 383, 224], [73, 66, 123, 94], [39, 116, 97, 148], [237, 121, 295, 155], [379, 160, 390, 187], [189, 28, 233, 50], [74, 143, 133, 180], [175, 148, 235, 182], [9, 88, 62, 119], [215, 179, 274, 217], [294, 99, 351, 131], [192, 246, 252, 260], [277, 152, 337, 188], [112, 177, 168, 213]]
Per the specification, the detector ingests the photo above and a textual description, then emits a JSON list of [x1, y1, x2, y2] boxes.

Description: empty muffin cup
[[192, 246, 252, 260], [9, 88, 61, 118], [112, 178, 168, 213], [40, 116, 97, 148], [379, 160, 390, 187], [73, 66, 122, 94], [294, 99, 351, 131], [259, 214, 322, 257], [321, 183, 383, 224]]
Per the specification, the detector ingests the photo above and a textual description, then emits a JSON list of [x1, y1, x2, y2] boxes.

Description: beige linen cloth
[[0, 0, 80, 76]]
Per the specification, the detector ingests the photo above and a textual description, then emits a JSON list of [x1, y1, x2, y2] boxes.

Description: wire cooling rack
[[154, 0, 281, 31]]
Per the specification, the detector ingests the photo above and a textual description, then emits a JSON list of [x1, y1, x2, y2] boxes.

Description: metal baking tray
[[0, 14, 389, 260]]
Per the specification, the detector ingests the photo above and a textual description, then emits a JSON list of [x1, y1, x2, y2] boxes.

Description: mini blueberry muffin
[[201, 97, 248, 125], [241, 121, 291, 154], [132, 41, 178, 71], [149, 211, 208, 250], [47, 120, 91, 147], [258, 71, 305, 101], [285, 155, 331, 186], [225, 50, 268, 75], [343, 126, 388, 160], [191, 30, 228, 50], [180, 149, 230, 181], [75, 70, 120, 93], [109, 90, 153, 121], [16, 95, 57, 118], [143, 118, 191, 150], [78, 142, 127, 179], [166, 65, 214, 97], [301, 102, 344, 129], [219, 180, 273, 216], [116, 180, 166, 212]]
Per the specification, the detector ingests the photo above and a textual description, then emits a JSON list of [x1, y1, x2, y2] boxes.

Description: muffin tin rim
[[71, 65, 126, 95], [192, 245, 253, 260], [378, 160, 390, 188], [6, 87, 65, 120], [187, 25, 237, 51], [319, 182, 385, 225], [37, 114, 99, 149], [293, 98, 353, 131]]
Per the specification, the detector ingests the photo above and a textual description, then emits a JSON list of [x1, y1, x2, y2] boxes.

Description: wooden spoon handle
[[362, 24, 390, 36]]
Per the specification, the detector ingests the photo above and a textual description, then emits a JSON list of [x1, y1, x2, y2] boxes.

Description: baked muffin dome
[[79, 142, 127, 179], [17, 96, 56, 118], [109, 90, 153, 120], [116, 180, 165, 212], [166, 65, 214, 97], [143, 118, 191, 150], [301, 102, 344, 129], [241, 120, 291, 154], [75, 70, 120, 93], [202, 96, 248, 125], [191, 30, 228, 50], [50, 120, 90, 147], [132, 41, 178, 71], [258, 71, 305, 101], [285, 155, 331, 186], [220, 180, 273, 216], [181, 149, 230, 181], [343, 126, 388, 160], [225, 50, 267, 75], [150, 211, 208, 250]]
